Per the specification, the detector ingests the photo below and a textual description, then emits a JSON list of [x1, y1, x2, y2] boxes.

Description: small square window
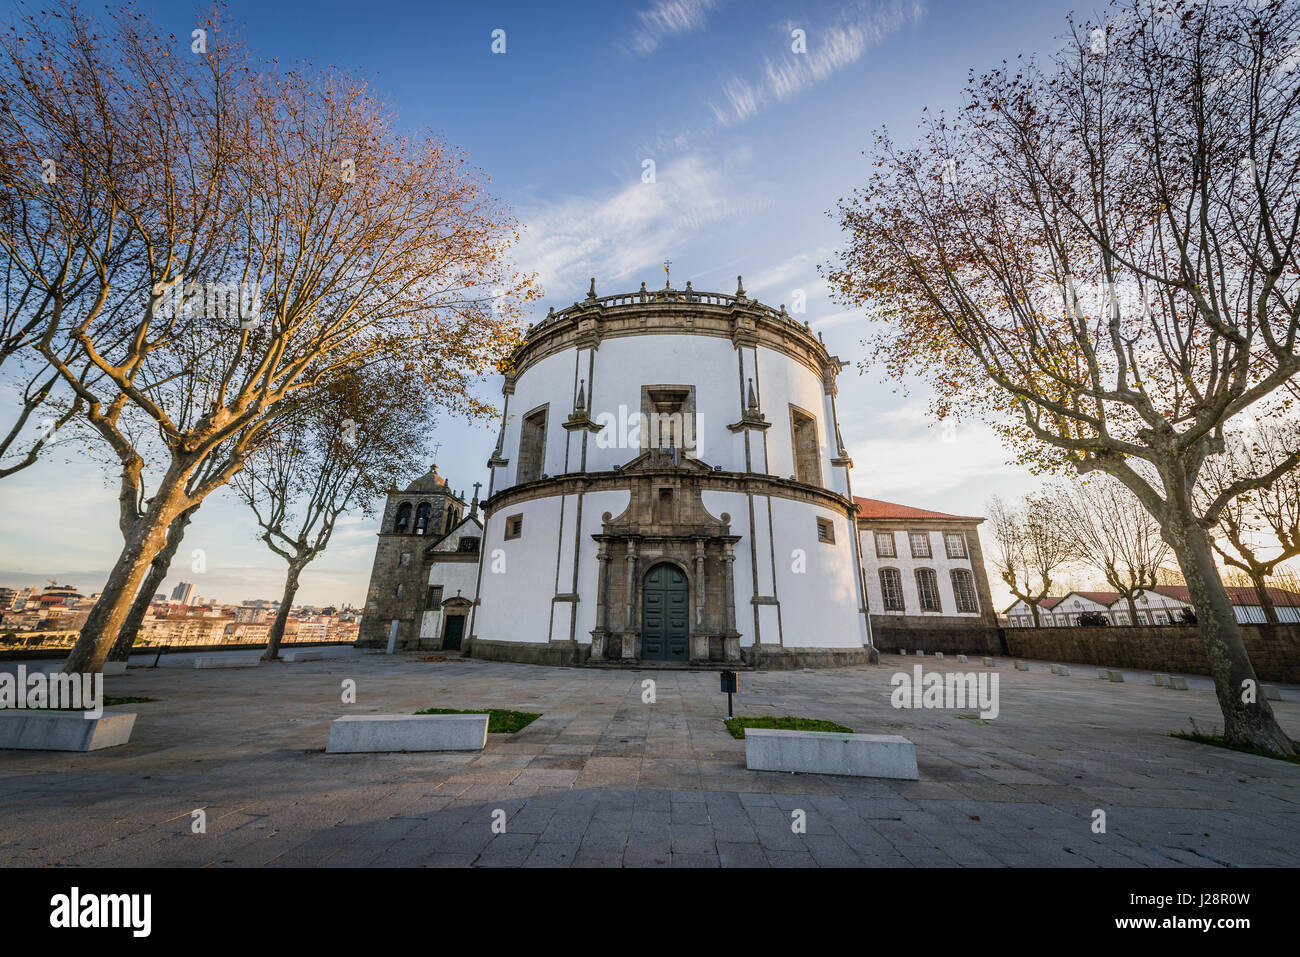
[[944, 532, 967, 559], [874, 531, 896, 558], [909, 531, 932, 558], [504, 514, 523, 540], [816, 518, 835, 544]]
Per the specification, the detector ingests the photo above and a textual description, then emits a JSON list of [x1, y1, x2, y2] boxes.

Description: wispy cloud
[[629, 0, 722, 56], [709, 1, 925, 126], [514, 151, 772, 297]]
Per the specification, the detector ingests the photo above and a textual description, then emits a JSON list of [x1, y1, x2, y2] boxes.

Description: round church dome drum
[[468, 277, 874, 667]]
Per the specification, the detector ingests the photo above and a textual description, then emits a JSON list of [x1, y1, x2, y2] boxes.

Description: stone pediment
[[600, 459, 733, 539], [616, 448, 717, 475]]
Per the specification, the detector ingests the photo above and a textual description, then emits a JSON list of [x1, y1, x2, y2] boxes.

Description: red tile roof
[[1067, 591, 1123, 605], [1152, 585, 1300, 607], [853, 496, 982, 522]]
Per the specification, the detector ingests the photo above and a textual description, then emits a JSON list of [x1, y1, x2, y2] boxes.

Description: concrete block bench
[[1014, 661, 1029, 671], [1153, 673, 1169, 686], [934, 652, 944, 659], [983, 657, 996, 667], [326, 714, 489, 753], [194, 655, 261, 669], [102, 661, 128, 676], [0, 711, 136, 751], [281, 649, 328, 662], [744, 728, 918, 780], [1261, 684, 1282, 701], [1050, 663, 1071, 676], [1168, 676, 1188, 690], [956, 655, 968, 663]]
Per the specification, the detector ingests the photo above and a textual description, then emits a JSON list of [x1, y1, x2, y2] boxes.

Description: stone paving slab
[[0, 650, 1296, 867]]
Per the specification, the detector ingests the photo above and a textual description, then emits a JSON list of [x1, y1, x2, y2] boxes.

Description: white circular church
[[465, 277, 877, 668]]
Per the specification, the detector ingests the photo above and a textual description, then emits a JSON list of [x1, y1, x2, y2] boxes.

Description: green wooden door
[[443, 615, 465, 651], [641, 563, 690, 662]]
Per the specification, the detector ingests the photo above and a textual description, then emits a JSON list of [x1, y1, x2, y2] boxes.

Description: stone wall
[[871, 615, 1005, 656], [1002, 623, 1300, 683]]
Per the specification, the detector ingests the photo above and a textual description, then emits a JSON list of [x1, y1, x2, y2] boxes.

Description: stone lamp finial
[[747, 377, 758, 410], [736, 275, 746, 297], [587, 277, 597, 300], [575, 379, 586, 411]]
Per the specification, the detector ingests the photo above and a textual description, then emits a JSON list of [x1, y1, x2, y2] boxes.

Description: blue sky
[[0, 0, 1089, 607]]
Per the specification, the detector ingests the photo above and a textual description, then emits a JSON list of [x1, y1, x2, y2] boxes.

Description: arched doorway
[[641, 563, 689, 662]]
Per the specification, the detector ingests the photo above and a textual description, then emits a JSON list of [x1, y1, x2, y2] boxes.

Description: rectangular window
[[458, 537, 480, 553], [426, 586, 444, 610], [950, 569, 978, 613], [879, 569, 905, 611], [816, 518, 835, 544], [1114, 612, 1129, 625], [516, 406, 548, 484], [944, 532, 967, 559], [504, 514, 523, 540], [874, 531, 896, 558], [909, 531, 932, 558], [915, 568, 941, 611], [789, 406, 822, 486]]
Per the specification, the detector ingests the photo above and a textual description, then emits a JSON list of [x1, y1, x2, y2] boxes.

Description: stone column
[[623, 539, 639, 659], [694, 539, 706, 628], [722, 542, 737, 634], [591, 540, 610, 661]]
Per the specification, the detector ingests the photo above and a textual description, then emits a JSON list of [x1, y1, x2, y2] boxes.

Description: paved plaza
[[1, 649, 1297, 867]]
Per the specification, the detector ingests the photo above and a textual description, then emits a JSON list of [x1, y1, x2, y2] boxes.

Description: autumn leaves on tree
[[830, 0, 1300, 754], [0, 2, 536, 673]]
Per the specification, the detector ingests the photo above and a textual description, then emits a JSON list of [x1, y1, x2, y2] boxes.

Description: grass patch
[[723, 714, 853, 740], [1170, 731, 1300, 765], [955, 713, 990, 726], [413, 707, 540, 734]]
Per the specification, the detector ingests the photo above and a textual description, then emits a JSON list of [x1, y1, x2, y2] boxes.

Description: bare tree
[[830, 0, 1300, 753], [233, 364, 429, 660], [1201, 419, 1300, 623], [987, 493, 1071, 625], [1050, 476, 1172, 623], [0, 5, 535, 674]]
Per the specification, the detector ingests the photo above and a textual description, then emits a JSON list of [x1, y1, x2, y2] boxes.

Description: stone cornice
[[482, 468, 857, 519], [511, 288, 840, 382]]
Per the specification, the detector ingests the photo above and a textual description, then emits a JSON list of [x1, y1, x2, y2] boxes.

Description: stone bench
[[326, 714, 489, 753], [1015, 661, 1030, 671], [194, 655, 261, 669], [102, 661, 128, 676], [1153, 673, 1169, 686], [281, 649, 328, 662], [983, 657, 996, 667], [744, 728, 918, 780], [1261, 684, 1282, 701], [956, 655, 967, 663], [1050, 663, 1070, 676], [1168, 675, 1188, 690], [1099, 669, 1124, 682], [934, 652, 944, 659], [0, 711, 136, 751]]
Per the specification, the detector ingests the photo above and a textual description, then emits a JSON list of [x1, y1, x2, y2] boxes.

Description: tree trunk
[[1249, 572, 1279, 625], [1126, 596, 1139, 626], [264, 564, 304, 660], [61, 472, 193, 674], [107, 506, 199, 662], [1030, 602, 1041, 627], [1163, 508, 1294, 755]]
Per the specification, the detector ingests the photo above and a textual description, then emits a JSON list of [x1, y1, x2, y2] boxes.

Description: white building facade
[[467, 278, 875, 667]]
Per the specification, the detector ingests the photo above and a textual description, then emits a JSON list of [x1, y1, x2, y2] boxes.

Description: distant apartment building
[[170, 582, 196, 605]]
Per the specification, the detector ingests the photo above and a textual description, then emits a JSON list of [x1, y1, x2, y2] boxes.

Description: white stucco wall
[[493, 335, 835, 490], [859, 526, 982, 619]]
